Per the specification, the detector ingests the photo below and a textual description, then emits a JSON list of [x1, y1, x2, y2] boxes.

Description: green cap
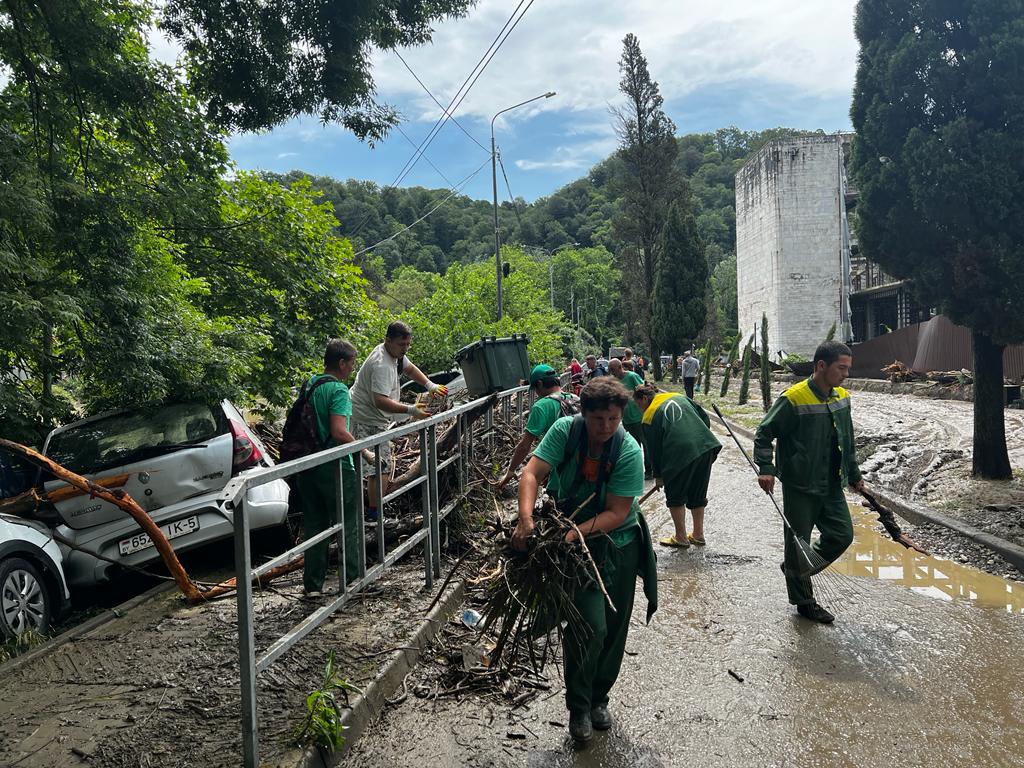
[[529, 363, 556, 385]]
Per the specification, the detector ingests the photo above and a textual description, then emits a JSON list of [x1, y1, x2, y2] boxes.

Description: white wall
[[735, 136, 844, 359]]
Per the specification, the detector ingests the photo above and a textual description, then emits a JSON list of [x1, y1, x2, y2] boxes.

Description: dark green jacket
[[641, 393, 722, 475], [754, 377, 862, 495]]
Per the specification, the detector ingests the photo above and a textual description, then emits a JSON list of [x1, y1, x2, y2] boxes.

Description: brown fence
[[850, 315, 1024, 382]]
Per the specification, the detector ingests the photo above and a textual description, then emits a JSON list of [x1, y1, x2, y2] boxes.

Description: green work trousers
[[624, 422, 652, 476], [296, 462, 361, 593], [781, 484, 854, 605], [564, 535, 641, 716]]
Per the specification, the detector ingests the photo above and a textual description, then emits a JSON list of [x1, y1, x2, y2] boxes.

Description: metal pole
[[428, 424, 441, 578], [492, 132, 503, 321], [420, 427, 434, 589], [233, 496, 258, 768], [353, 452, 366, 578], [335, 459, 346, 593], [549, 261, 554, 309]]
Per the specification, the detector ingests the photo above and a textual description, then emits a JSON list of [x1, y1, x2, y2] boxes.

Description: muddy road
[[348, 437, 1024, 768]]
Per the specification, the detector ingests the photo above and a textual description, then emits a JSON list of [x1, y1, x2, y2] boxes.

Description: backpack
[[556, 414, 626, 513], [279, 375, 338, 463], [546, 392, 581, 418]]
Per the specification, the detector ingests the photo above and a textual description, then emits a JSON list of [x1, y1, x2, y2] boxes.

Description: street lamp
[[492, 91, 556, 320]]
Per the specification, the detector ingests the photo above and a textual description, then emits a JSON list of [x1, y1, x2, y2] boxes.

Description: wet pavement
[[348, 437, 1024, 768]]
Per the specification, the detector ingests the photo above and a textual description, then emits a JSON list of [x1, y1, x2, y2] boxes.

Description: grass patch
[[0, 629, 48, 664]]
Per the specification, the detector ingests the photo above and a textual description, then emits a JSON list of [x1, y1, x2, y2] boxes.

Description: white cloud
[[370, 0, 858, 125], [277, 151, 299, 159], [514, 135, 618, 172]]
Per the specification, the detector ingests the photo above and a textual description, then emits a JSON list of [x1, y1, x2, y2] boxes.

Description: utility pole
[[491, 91, 556, 320]]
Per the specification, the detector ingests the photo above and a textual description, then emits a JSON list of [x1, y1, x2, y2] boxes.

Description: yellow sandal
[[659, 535, 690, 548]]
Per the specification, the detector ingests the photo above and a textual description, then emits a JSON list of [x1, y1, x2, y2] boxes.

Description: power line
[[347, 0, 537, 242], [496, 149, 524, 229], [389, 0, 537, 190], [394, 123, 458, 189], [352, 156, 491, 258], [394, 50, 489, 154]]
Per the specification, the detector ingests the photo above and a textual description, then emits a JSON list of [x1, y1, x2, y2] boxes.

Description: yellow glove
[[428, 382, 449, 397], [406, 402, 431, 421]]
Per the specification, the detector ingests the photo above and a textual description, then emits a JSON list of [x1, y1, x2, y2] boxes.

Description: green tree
[[759, 313, 771, 412], [720, 336, 740, 397], [703, 336, 715, 395], [652, 201, 708, 384], [161, 0, 475, 136], [850, 0, 1024, 478], [611, 34, 686, 379], [737, 334, 754, 406]]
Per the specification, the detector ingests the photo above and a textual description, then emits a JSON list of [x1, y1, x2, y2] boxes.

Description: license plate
[[118, 515, 200, 556]]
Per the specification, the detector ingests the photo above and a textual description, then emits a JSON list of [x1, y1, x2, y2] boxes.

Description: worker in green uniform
[[753, 340, 864, 624], [497, 364, 579, 492], [609, 357, 652, 478], [296, 339, 361, 596], [633, 384, 722, 547], [514, 377, 657, 743]]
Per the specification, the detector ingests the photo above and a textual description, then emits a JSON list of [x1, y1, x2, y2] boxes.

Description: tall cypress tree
[[759, 313, 771, 411], [737, 334, 754, 406], [720, 336, 740, 397], [612, 33, 686, 381], [850, 0, 1024, 478], [652, 201, 708, 384]]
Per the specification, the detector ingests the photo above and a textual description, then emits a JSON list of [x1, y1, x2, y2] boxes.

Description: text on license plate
[[118, 516, 200, 556]]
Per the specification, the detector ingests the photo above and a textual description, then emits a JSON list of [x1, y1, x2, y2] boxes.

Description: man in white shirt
[[351, 321, 447, 521]]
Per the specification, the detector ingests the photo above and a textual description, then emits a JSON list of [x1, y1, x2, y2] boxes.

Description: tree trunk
[[650, 329, 662, 381], [972, 329, 1011, 479]]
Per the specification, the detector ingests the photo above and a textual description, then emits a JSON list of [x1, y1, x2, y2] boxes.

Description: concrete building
[[735, 133, 927, 359]]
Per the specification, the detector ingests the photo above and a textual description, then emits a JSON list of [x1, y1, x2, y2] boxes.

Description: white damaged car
[[0, 515, 70, 638], [42, 400, 290, 588]]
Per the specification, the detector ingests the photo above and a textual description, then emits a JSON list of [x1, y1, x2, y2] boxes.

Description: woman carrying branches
[[632, 384, 722, 548], [513, 377, 657, 743]]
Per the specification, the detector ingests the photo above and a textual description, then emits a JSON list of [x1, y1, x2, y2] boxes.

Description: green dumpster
[[455, 334, 531, 397]]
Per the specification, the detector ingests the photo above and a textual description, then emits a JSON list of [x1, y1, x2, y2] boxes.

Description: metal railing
[[218, 384, 533, 768]]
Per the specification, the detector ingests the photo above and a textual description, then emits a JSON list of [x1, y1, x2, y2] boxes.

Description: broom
[[711, 403, 865, 607]]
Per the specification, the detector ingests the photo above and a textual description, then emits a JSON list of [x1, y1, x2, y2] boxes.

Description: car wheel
[[0, 557, 53, 639]]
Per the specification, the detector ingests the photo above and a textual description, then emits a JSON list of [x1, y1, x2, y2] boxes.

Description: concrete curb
[[0, 581, 175, 675], [279, 579, 467, 768], [709, 415, 1024, 574]]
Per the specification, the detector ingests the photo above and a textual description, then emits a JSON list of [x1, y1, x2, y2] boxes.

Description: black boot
[[797, 601, 835, 624]]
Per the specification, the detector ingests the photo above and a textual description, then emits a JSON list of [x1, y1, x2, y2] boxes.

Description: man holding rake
[[753, 341, 864, 624]]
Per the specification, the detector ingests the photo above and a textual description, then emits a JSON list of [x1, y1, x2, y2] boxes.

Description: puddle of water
[[830, 505, 1024, 613]]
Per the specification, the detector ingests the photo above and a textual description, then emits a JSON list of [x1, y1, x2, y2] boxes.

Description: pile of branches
[[471, 496, 606, 674], [925, 368, 973, 386], [882, 360, 917, 382]]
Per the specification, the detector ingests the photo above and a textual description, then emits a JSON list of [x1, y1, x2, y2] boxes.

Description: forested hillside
[[274, 126, 815, 336]]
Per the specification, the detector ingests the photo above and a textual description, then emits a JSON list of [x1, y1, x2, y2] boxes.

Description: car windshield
[[46, 403, 225, 475]]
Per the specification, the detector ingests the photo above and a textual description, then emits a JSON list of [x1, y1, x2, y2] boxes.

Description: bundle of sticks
[[469, 494, 604, 674]]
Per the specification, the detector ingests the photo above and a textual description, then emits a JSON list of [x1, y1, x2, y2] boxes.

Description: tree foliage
[[652, 201, 708, 369], [737, 334, 754, 407], [611, 34, 686, 378], [161, 0, 475, 136], [759, 313, 771, 412], [850, 0, 1024, 478]]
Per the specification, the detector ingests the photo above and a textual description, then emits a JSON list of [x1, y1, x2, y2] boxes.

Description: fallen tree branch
[[0, 439, 203, 602]]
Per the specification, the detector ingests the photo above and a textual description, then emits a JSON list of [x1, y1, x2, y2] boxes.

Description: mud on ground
[[692, 376, 1024, 583], [0, 556, 451, 768]]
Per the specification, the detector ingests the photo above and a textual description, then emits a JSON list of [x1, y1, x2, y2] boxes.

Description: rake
[[711, 404, 865, 608]]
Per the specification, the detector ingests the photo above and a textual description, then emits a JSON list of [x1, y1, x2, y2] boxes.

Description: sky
[[182, 0, 860, 202]]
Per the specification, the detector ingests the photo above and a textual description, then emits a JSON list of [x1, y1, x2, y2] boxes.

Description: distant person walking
[[633, 385, 721, 548], [753, 341, 864, 624], [350, 321, 447, 522], [295, 339, 360, 595], [681, 350, 700, 399]]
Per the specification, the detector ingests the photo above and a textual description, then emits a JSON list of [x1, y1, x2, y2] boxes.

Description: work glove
[[427, 382, 448, 397], [406, 402, 431, 421]]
